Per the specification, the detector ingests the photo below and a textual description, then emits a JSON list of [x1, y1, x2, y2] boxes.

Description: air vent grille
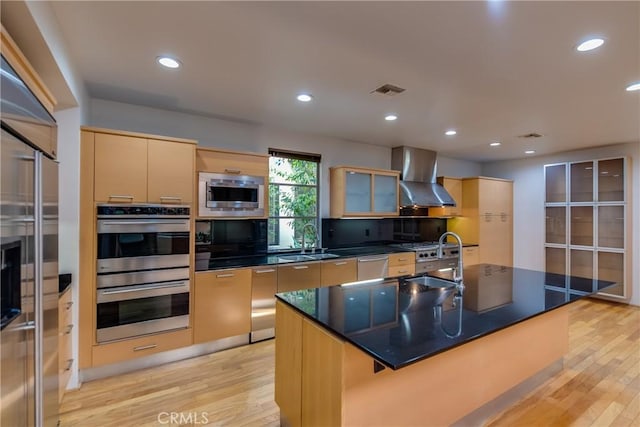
[[371, 83, 406, 96], [519, 132, 543, 138]]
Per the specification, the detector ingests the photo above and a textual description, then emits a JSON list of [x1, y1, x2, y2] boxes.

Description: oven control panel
[[97, 204, 190, 217]]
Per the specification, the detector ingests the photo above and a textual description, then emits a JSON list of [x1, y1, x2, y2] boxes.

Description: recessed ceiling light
[[445, 130, 457, 136], [297, 94, 313, 102], [385, 114, 398, 121], [525, 150, 536, 155], [626, 82, 640, 92], [489, 142, 501, 147], [157, 56, 181, 69], [576, 38, 604, 52]]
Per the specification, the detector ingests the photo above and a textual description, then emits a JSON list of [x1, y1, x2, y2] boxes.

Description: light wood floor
[[60, 299, 639, 426]]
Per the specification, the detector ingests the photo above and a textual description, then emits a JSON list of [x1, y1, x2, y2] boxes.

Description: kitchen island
[[274, 264, 615, 426]]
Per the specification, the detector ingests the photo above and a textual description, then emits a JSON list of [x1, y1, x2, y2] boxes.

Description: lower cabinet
[[278, 262, 321, 292], [58, 290, 73, 402], [320, 258, 357, 287], [91, 328, 193, 367], [463, 246, 479, 266], [194, 268, 252, 344], [387, 252, 416, 278]]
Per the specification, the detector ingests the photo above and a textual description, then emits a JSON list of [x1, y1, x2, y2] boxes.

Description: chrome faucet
[[438, 231, 464, 293], [301, 223, 320, 254]]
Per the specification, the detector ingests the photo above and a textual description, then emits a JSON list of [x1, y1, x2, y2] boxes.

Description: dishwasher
[[357, 255, 389, 281]]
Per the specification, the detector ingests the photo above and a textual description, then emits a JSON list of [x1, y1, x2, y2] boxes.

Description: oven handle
[[97, 281, 189, 303], [97, 219, 190, 233], [99, 220, 189, 226]]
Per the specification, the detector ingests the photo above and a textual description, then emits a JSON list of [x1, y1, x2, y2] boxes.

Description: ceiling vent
[[371, 83, 406, 96], [518, 132, 543, 138]]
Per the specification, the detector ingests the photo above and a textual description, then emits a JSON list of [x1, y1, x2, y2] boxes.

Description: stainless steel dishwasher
[[357, 255, 389, 281], [251, 266, 277, 342]]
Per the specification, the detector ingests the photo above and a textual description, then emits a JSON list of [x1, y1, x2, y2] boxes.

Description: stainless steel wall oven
[[95, 204, 191, 343]]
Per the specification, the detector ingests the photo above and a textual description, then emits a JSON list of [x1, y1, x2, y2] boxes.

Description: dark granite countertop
[[275, 264, 615, 370], [196, 245, 410, 271]]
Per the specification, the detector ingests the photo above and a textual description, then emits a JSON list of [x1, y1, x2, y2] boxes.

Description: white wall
[[482, 142, 640, 306], [89, 99, 478, 217]]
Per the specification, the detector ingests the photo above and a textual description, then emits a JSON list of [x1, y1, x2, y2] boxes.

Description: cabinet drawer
[[58, 290, 73, 327], [196, 149, 268, 177], [320, 258, 357, 287], [387, 264, 415, 278], [278, 262, 321, 292], [388, 252, 415, 267], [92, 328, 193, 367]]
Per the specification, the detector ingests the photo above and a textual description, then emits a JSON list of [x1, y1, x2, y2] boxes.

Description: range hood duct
[[391, 146, 456, 208]]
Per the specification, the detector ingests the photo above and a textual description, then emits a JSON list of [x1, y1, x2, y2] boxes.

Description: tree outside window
[[268, 150, 320, 251]]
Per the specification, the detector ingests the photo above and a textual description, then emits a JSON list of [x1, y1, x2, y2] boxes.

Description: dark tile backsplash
[[322, 218, 447, 248]]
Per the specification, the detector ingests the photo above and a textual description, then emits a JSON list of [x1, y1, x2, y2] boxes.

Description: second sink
[[277, 253, 340, 263]]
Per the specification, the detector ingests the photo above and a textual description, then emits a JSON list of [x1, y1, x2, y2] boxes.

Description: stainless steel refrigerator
[[1, 55, 59, 426]]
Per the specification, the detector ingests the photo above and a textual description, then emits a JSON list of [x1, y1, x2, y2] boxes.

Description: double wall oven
[[96, 204, 191, 343]]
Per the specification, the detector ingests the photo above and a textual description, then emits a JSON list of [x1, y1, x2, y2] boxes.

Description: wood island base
[[275, 301, 569, 426]]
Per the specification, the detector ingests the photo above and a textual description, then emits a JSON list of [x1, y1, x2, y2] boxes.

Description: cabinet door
[[94, 133, 148, 202], [478, 214, 512, 266], [194, 269, 252, 344], [321, 259, 357, 287], [373, 174, 398, 214], [462, 247, 479, 266], [479, 178, 512, 216], [196, 149, 268, 176], [345, 172, 372, 213], [148, 139, 194, 204], [278, 262, 321, 292]]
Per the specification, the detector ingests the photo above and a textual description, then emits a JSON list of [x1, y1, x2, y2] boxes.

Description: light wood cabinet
[[330, 166, 400, 218], [58, 289, 73, 402], [194, 269, 252, 344], [196, 147, 269, 176], [147, 138, 195, 203], [462, 246, 479, 266], [92, 328, 192, 367], [321, 258, 357, 287], [448, 177, 513, 267], [278, 262, 321, 292], [94, 133, 148, 202], [88, 127, 196, 204], [387, 252, 416, 278], [429, 177, 462, 217]]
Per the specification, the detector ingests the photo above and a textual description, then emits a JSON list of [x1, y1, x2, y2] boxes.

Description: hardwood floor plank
[[60, 299, 639, 426]]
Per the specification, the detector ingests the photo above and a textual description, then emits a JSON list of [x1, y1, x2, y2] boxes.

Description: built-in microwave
[[198, 172, 265, 217]]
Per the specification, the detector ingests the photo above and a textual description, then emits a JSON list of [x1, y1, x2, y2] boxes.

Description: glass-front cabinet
[[330, 166, 400, 217], [544, 157, 629, 300]]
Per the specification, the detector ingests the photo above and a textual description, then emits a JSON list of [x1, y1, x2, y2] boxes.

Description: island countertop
[[275, 264, 615, 370]]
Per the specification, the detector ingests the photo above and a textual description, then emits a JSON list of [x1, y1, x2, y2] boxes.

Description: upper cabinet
[[196, 147, 268, 177], [330, 166, 400, 218], [85, 127, 196, 204], [429, 177, 462, 217], [461, 176, 513, 217]]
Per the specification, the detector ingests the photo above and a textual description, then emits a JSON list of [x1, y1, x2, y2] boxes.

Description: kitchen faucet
[[300, 223, 320, 254], [438, 231, 465, 293]]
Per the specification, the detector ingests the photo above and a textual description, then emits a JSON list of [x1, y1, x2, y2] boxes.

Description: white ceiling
[[48, 1, 639, 162]]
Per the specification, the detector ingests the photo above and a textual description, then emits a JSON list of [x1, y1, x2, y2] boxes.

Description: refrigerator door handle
[[11, 320, 36, 331]]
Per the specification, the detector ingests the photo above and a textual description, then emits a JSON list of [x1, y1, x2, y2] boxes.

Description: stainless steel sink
[[277, 253, 340, 263], [404, 276, 456, 289]]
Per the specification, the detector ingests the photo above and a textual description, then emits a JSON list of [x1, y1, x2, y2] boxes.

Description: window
[[268, 149, 321, 251]]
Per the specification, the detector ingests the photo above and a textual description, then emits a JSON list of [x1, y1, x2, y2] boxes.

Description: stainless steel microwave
[[198, 172, 265, 217]]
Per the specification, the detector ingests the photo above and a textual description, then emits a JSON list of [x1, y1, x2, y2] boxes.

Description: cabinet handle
[[216, 273, 235, 278], [66, 301, 73, 310], [397, 258, 408, 262], [133, 344, 157, 352], [358, 257, 388, 263], [224, 168, 241, 174], [255, 269, 275, 274], [64, 359, 74, 372], [160, 196, 182, 201], [65, 324, 73, 335], [334, 262, 347, 266], [293, 266, 309, 270], [108, 195, 134, 200], [398, 270, 408, 273], [484, 214, 492, 222]]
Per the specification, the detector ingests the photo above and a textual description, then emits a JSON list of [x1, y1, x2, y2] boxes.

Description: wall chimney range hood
[[391, 146, 456, 208]]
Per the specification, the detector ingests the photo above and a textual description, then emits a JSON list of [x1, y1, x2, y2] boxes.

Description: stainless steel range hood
[[391, 146, 456, 207]]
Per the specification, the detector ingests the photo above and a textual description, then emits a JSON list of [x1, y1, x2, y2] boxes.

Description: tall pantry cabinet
[[448, 177, 513, 267]]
